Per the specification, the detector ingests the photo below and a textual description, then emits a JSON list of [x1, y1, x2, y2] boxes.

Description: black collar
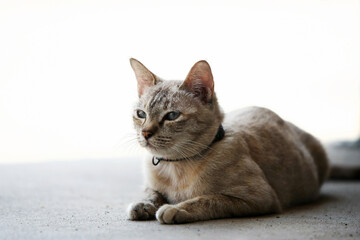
[[152, 124, 225, 166]]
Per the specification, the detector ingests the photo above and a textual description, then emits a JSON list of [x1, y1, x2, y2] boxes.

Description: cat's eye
[[164, 111, 181, 121], [137, 110, 147, 119]]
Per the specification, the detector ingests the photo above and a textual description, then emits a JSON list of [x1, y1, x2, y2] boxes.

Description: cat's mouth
[[141, 140, 161, 150], [138, 135, 177, 155], [141, 139, 173, 156], [145, 141, 155, 149], [139, 136, 172, 150]]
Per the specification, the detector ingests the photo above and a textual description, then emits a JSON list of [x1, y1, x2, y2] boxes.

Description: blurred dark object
[[326, 139, 360, 180], [330, 165, 360, 180], [332, 138, 360, 148]]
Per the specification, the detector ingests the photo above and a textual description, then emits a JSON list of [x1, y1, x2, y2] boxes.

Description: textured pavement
[[0, 145, 359, 240]]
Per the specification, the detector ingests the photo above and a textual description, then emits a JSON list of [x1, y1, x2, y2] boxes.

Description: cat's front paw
[[127, 202, 157, 220], [156, 204, 191, 224]]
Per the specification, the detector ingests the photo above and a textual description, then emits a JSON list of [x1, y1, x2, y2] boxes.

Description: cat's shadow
[[283, 193, 339, 214], [168, 194, 339, 226]]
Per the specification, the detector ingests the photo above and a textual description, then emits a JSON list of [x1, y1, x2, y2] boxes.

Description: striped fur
[[127, 59, 330, 224]]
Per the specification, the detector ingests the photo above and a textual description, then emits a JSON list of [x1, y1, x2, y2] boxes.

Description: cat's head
[[130, 58, 224, 159]]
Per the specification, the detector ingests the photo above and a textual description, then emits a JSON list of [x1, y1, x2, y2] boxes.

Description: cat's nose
[[142, 130, 153, 140]]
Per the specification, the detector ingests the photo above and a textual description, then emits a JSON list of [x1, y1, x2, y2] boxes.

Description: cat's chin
[[141, 142, 165, 155], [140, 140, 200, 159], [144, 146, 166, 157], [143, 145, 175, 159], [141, 141, 205, 159], [145, 147, 197, 160]]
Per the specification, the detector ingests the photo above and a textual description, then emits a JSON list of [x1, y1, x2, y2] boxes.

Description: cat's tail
[[329, 165, 360, 180]]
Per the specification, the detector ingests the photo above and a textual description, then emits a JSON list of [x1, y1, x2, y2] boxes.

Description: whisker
[[173, 141, 208, 161], [157, 136, 172, 139], [177, 139, 222, 157], [182, 139, 221, 153], [170, 144, 191, 161]]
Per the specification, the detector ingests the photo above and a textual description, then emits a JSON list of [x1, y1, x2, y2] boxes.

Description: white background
[[0, 0, 359, 163]]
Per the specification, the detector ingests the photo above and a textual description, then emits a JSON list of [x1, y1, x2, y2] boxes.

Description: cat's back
[[223, 106, 329, 207], [225, 106, 283, 130]]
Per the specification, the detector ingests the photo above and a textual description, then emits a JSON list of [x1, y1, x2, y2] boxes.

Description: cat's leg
[[127, 188, 167, 220], [156, 191, 281, 224]]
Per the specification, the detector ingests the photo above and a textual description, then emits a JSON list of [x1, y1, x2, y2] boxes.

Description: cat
[[126, 58, 330, 224]]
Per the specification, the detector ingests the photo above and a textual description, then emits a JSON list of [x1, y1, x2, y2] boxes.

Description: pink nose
[[142, 130, 153, 140]]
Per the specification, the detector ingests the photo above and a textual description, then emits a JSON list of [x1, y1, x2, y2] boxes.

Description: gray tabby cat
[[127, 58, 329, 224]]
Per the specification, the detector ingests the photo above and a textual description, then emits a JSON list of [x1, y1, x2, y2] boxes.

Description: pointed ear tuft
[[180, 60, 214, 103], [130, 58, 160, 97]]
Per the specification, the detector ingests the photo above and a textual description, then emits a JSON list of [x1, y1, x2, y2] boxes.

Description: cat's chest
[[147, 161, 207, 203]]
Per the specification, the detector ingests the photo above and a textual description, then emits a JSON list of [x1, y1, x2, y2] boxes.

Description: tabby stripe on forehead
[[148, 89, 161, 109], [149, 89, 169, 109]]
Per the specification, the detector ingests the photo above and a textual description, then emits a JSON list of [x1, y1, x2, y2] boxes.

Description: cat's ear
[[130, 58, 161, 97], [180, 60, 214, 103]]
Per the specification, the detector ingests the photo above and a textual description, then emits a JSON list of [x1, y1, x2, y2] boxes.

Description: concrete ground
[[0, 145, 359, 240]]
